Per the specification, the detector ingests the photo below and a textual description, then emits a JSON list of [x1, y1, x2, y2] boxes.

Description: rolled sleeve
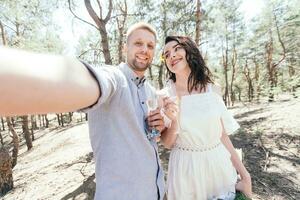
[[80, 61, 119, 112]]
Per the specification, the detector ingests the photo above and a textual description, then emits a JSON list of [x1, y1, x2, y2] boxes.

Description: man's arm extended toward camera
[[0, 47, 100, 116]]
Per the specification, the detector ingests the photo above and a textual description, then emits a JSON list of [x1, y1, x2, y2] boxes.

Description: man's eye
[[135, 42, 143, 46], [165, 54, 169, 59], [148, 45, 154, 49]]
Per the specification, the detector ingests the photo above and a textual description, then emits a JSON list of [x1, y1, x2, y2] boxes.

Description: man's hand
[[147, 108, 165, 134]]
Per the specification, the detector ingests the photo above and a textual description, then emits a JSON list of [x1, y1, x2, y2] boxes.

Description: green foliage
[[234, 191, 252, 200]]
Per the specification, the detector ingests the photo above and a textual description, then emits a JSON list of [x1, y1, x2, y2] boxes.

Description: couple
[[0, 22, 251, 200]]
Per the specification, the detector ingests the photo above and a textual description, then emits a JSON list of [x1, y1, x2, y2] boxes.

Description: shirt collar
[[119, 62, 146, 87]]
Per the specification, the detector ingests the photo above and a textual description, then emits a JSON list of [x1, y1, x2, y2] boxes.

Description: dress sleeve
[[79, 61, 121, 112], [217, 95, 240, 135]]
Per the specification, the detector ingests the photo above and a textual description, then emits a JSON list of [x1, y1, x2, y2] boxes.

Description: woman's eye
[[175, 46, 182, 51]]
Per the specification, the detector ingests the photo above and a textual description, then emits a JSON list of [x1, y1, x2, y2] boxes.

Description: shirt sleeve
[[79, 61, 121, 113], [217, 95, 240, 135]]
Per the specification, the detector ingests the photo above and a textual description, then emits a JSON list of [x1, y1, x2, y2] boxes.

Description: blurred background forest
[[0, 0, 299, 199]]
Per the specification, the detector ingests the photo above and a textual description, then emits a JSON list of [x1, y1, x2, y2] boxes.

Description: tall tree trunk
[[21, 116, 32, 150], [38, 115, 42, 128], [116, 0, 127, 64], [60, 114, 64, 127], [68, 112, 73, 123], [56, 114, 61, 126], [222, 36, 230, 105], [230, 48, 237, 106], [30, 115, 37, 141], [6, 117, 19, 168], [195, 0, 201, 47], [253, 57, 261, 102], [30, 115, 37, 130], [84, 0, 113, 64], [44, 115, 49, 128], [1, 118, 5, 131], [158, 0, 168, 89], [0, 147, 13, 196], [0, 20, 7, 46], [243, 60, 254, 102], [0, 130, 3, 145]]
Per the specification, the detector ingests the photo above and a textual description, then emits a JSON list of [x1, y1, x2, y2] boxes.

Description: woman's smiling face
[[163, 40, 190, 75]]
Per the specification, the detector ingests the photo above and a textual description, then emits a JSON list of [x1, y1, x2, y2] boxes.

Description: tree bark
[[44, 115, 49, 128], [1, 118, 5, 131], [0, 147, 13, 196], [0, 130, 3, 145], [0, 20, 7, 46], [222, 34, 230, 106], [21, 116, 32, 150], [6, 117, 19, 168], [195, 0, 201, 47], [84, 0, 113, 64], [230, 48, 237, 106], [116, 0, 127, 64]]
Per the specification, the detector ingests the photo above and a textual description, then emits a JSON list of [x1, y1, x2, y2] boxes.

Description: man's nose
[[140, 44, 149, 53]]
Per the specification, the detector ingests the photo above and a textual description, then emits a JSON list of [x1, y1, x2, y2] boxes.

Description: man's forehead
[[128, 29, 156, 43]]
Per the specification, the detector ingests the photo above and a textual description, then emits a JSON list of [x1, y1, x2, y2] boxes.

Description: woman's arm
[[220, 123, 252, 198], [0, 47, 100, 116], [160, 119, 178, 149]]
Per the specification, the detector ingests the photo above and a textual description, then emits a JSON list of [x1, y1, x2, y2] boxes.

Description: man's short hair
[[126, 22, 157, 42]]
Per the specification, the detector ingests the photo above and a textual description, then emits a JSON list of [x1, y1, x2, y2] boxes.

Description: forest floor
[[1, 95, 299, 200]]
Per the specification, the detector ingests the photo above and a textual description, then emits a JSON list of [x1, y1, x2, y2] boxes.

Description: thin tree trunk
[[195, 0, 201, 47], [0, 20, 7, 46], [230, 48, 237, 106], [44, 115, 49, 128], [116, 0, 127, 63], [21, 116, 32, 150], [6, 117, 19, 168], [56, 114, 61, 126], [30, 115, 36, 141], [60, 114, 64, 127], [68, 112, 73, 123], [84, 0, 113, 64], [0, 147, 13, 195], [38, 115, 42, 128], [0, 130, 3, 145], [1, 118, 5, 131]]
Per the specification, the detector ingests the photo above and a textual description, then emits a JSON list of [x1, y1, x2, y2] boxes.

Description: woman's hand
[[162, 97, 178, 121], [235, 175, 252, 198]]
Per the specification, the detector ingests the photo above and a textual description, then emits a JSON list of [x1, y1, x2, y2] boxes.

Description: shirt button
[[142, 102, 144, 104]]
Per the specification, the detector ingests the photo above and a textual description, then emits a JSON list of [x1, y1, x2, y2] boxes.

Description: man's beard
[[130, 59, 151, 72]]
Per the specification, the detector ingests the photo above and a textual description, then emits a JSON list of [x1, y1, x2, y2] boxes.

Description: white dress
[[166, 83, 240, 200]]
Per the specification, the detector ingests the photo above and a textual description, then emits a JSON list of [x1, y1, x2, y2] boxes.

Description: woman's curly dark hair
[[164, 36, 213, 93]]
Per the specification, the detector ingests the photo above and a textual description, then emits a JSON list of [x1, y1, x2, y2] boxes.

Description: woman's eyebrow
[[164, 44, 180, 55]]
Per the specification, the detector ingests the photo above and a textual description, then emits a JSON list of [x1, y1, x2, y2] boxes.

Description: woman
[[161, 36, 252, 200]]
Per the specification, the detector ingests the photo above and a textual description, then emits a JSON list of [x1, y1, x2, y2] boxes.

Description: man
[[0, 22, 167, 200]]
